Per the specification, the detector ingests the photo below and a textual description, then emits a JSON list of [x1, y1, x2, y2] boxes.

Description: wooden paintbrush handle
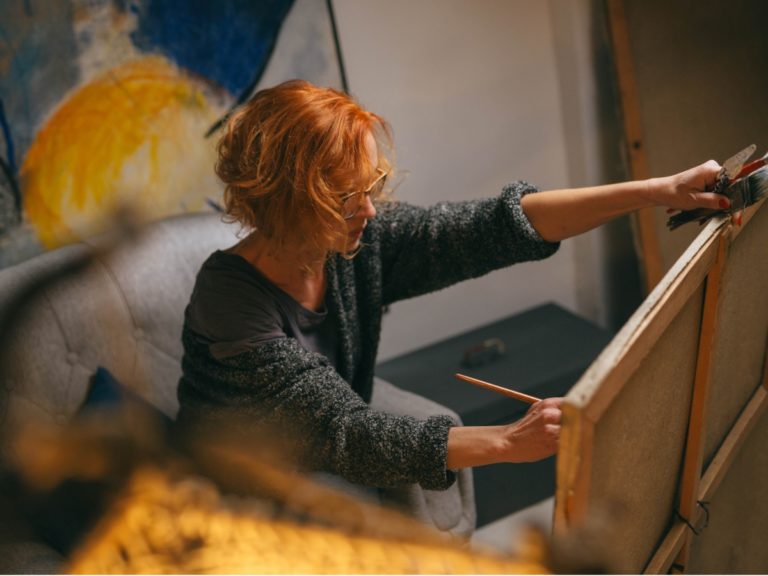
[[454, 373, 541, 405]]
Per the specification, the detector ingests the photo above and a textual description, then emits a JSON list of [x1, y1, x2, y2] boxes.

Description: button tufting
[[66, 352, 78, 365], [54, 413, 68, 426], [134, 328, 144, 340]]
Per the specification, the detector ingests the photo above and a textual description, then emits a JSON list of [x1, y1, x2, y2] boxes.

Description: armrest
[[370, 377, 463, 424]]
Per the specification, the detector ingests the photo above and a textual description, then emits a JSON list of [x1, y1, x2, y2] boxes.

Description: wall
[[1, 0, 643, 362], [7, 1, 762, 363], [333, 0, 632, 359], [548, 0, 642, 331], [257, 0, 343, 91], [621, 0, 768, 272]]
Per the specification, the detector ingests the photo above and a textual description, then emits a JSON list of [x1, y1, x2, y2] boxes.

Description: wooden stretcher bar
[[672, 233, 729, 569]]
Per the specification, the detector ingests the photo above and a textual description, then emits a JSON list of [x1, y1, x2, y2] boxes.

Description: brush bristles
[[746, 166, 768, 202]]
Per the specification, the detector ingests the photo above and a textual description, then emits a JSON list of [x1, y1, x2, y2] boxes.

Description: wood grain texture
[[554, 404, 594, 534], [645, 522, 686, 575]]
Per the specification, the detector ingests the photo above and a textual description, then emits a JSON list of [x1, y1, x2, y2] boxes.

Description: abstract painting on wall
[[0, 0, 343, 268]]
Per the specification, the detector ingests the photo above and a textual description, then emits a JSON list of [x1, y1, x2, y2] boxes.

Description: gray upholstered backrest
[[0, 212, 239, 439]]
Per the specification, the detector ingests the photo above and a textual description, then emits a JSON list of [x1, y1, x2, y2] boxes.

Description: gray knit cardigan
[[177, 181, 559, 491]]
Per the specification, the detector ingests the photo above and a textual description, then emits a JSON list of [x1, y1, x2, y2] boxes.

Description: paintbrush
[[454, 373, 541, 404], [667, 146, 768, 230]]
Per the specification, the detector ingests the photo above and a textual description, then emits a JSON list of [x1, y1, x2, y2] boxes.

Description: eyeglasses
[[339, 167, 388, 220]]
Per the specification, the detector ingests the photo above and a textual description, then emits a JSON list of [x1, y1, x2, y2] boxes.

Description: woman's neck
[[231, 234, 327, 312]]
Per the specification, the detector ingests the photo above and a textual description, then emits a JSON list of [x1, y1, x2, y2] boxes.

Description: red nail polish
[[719, 198, 730, 209]]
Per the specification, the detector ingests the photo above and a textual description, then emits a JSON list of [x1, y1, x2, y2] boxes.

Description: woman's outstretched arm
[[521, 160, 725, 242]]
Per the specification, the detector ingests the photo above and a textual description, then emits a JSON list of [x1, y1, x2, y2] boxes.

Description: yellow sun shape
[[22, 56, 224, 248]]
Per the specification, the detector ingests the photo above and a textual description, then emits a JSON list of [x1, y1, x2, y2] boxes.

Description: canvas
[[555, 198, 768, 573]]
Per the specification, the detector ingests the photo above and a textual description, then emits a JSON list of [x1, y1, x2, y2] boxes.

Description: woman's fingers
[[701, 159, 722, 190], [691, 191, 730, 211], [504, 397, 564, 462]]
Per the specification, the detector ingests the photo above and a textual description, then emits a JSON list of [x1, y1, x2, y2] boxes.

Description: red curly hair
[[215, 80, 393, 265]]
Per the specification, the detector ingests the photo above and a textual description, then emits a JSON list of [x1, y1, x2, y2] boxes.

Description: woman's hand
[[445, 397, 564, 469], [500, 397, 563, 462], [522, 159, 730, 242], [647, 160, 727, 212]]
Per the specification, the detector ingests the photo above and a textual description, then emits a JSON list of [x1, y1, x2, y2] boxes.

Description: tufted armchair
[[0, 212, 475, 573]]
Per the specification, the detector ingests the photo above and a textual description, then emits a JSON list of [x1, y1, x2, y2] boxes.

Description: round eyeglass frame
[[340, 167, 388, 220]]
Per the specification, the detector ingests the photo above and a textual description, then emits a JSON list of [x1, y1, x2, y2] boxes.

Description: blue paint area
[[0, 1, 79, 171], [0, 98, 17, 176], [129, 0, 295, 96]]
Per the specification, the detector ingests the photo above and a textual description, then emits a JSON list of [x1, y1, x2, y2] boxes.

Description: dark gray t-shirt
[[185, 250, 339, 365]]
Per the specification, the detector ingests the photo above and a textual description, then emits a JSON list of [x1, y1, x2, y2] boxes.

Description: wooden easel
[[606, 0, 663, 294]]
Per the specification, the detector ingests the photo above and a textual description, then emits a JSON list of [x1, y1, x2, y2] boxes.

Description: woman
[[177, 80, 724, 504]]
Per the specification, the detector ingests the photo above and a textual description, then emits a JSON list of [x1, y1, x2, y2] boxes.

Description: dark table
[[376, 302, 612, 526]]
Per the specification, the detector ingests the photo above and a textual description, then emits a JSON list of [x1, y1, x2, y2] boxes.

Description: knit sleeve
[[177, 327, 456, 490], [371, 181, 560, 305]]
